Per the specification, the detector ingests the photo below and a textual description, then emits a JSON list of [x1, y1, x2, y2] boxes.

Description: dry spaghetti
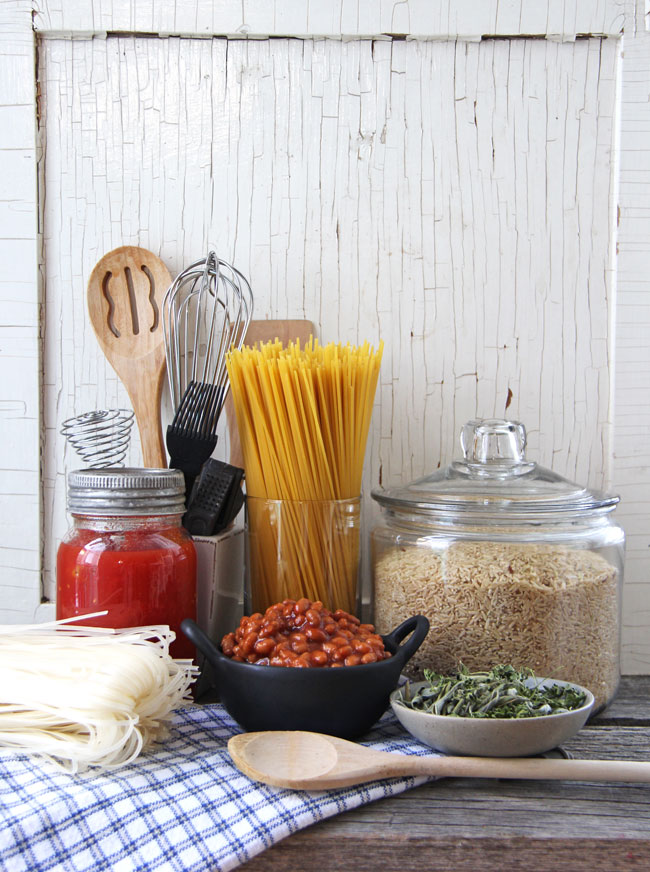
[[226, 338, 383, 612]]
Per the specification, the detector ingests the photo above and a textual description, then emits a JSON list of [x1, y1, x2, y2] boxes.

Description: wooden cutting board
[[226, 319, 315, 468]]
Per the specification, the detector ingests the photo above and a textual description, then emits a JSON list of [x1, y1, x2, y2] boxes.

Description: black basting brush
[[166, 381, 225, 500]]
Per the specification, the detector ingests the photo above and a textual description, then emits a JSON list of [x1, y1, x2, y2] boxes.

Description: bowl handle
[[181, 618, 221, 668], [383, 615, 430, 666]]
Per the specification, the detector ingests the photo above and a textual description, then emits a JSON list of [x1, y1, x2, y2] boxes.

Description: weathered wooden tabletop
[[239, 676, 650, 871]]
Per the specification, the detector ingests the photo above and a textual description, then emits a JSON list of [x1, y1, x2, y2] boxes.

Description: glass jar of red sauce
[[56, 468, 197, 660]]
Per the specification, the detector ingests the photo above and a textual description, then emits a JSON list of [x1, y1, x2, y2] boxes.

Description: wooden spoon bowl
[[87, 246, 171, 468]]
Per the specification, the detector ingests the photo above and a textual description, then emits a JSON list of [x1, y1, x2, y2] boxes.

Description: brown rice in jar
[[371, 419, 624, 713]]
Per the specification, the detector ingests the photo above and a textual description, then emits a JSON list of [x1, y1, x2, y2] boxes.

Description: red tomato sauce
[[56, 524, 197, 660]]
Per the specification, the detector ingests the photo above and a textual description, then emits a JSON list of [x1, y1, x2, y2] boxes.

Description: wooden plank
[[32, 0, 628, 40], [592, 675, 650, 725], [239, 722, 650, 871], [0, 0, 41, 624], [614, 22, 650, 676], [241, 835, 650, 871]]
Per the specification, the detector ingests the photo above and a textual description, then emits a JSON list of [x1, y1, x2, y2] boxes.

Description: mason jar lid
[[372, 418, 619, 521], [67, 468, 186, 516]]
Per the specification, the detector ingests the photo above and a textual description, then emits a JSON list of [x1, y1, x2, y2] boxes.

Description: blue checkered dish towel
[[0, 703, 438, 872]]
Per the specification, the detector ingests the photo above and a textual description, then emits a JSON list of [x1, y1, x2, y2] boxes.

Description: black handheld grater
[[182, 459, 245, 536]]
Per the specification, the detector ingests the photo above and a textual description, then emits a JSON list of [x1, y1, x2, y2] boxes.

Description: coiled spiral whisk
[[61, 409, 135, 468]]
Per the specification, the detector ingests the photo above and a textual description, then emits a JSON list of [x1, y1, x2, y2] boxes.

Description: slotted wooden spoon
[[87, 246, 171, 468], [228, 730, 650, 790]]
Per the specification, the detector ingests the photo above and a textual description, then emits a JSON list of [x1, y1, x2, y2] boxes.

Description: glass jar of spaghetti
[[245, 497, 361, 616], [56, 468, 197, 659]]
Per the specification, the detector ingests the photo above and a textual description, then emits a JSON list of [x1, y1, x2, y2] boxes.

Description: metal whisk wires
[[61, 409, 135, 468], [162, 251, 253, 495]]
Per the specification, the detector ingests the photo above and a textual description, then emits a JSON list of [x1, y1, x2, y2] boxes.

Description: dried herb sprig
[[396, 664, 588, 719]]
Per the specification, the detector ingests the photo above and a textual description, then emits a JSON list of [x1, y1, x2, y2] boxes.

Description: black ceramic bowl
[[181, 615, 429, 739]]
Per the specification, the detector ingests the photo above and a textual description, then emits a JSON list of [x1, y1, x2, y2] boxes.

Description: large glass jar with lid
[[56, 468, 197, 660], [371, 419, 624, 712]]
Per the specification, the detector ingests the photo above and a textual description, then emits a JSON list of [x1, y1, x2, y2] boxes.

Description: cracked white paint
[[1, 0, 650, 674], [613, 15, 650, 673], [0, 0, 41, 620], [38, 32, 619, 600], [32, 0, 627, 40]]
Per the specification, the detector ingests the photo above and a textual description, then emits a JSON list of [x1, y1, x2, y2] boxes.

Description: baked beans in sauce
[[220, 598, 392, 667]]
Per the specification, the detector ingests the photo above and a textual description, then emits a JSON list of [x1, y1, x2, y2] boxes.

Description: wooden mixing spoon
[[87, 246, 171, 468], [228, 730, 650, 790]]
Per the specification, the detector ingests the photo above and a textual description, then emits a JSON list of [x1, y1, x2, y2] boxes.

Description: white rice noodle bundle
[[0, 615, 198, 773]]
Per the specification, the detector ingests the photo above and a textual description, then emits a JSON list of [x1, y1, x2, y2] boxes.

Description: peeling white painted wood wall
[[1, 1, 649, 673], [613, 6, 650, 672], [0, 1, 40, 621]]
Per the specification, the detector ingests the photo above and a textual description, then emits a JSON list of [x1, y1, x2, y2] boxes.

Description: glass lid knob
[[458, 419, 533, 473]]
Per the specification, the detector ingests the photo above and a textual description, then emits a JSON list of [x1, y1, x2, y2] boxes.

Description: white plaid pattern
[[0, 704, 437, 872]]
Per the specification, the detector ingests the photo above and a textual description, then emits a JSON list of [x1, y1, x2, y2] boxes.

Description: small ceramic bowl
[[182, 614, 429, 739], [390, 678, 595, 757]]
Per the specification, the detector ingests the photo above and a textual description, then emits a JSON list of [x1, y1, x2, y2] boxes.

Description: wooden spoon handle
[[402, 755, 650, 784], [123, 366, 166, 468]]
